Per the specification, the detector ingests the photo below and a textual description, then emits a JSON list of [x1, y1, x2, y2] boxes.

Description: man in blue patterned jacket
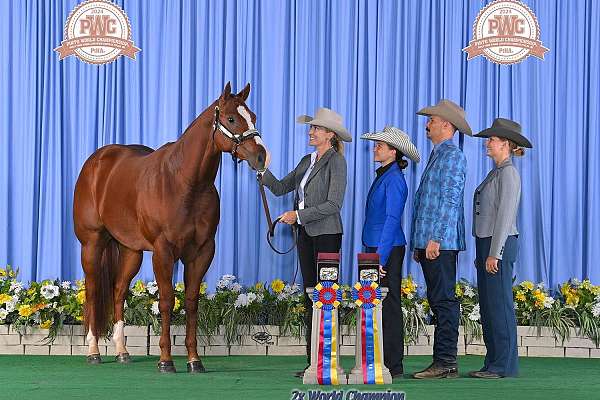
[[410, 99, 472, 379]]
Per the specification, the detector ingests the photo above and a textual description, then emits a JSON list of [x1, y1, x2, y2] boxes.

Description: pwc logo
[[55, 0, 140, 64], [463, 0, 549, 65]]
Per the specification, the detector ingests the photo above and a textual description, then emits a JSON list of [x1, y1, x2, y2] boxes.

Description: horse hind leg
[[80, 232, 117, 363], [112, 245, 143, 363]]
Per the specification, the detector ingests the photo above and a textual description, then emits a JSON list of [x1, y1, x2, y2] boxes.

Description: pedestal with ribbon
[[303, 253, 347, 385], [347, 253, 392, 384]]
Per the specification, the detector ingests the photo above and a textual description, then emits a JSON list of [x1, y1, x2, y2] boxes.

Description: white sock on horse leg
[[86, 329, 99, 355], [113, 320, 126, 354]]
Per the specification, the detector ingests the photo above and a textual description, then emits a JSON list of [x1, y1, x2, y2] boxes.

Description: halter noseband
[[212, 106, 261, 162]]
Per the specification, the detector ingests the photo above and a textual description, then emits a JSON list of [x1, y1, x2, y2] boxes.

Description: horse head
[[212, 82, 270, 171]]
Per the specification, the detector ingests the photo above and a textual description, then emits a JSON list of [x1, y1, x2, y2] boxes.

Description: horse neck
[[170, 106, 221, 187]]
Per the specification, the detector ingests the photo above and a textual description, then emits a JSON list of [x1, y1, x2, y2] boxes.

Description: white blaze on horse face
[[112, 320, 126, 354], [237, 105, 271, 168]]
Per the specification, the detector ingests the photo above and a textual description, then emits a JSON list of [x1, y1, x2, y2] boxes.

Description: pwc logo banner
[[55, 0, 140, 64], [463, 0, 549, 64]]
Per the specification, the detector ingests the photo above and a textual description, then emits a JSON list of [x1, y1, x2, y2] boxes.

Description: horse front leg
[[152, 241, 176, 373], [183, 239, 215, 373]]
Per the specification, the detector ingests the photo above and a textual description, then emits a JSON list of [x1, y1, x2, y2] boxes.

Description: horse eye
[[228, 117, 235, 123]]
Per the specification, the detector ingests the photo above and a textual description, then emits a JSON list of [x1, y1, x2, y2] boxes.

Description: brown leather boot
[[413, 362, 459, 379]]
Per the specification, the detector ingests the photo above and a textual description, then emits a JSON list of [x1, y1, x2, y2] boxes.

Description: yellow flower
[[455, 284, 463, 298], [33, 303, 47, 312], [175, 283, 185, 292], [515, 291, 526, 302], [566, 293, 580, 306], [271, 279, 285, 293], [0, 269, 6, 277], [582, 280, 591, 290], [255, 282, 264, 291], [76, 279, 85, 289], [173, 297, 181, 311], [76, 315, 83, 321], [0, 293, 13, 304], [533, 289, 546, 302], [591, 286, 600, 296], [199, 282, 208, 295], [76, 290, 86, 304], [40, 320, 52, 329], [132, 280, 146, 294], [521, 281, 534, 291], [18, 305, 34, 317]]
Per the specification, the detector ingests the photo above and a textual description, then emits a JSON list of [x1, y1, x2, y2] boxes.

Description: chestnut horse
[[73, 83, 270, 372]]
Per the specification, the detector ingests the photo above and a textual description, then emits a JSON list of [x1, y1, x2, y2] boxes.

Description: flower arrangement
[[1, 265, 599, 346]]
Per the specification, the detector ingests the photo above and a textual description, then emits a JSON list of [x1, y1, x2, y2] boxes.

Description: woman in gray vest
[[470, 118, 532, 378], [259, 107, 350, 377]]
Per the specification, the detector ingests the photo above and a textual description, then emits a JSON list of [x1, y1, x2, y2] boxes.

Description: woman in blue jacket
[[361, 126, 421, 378]]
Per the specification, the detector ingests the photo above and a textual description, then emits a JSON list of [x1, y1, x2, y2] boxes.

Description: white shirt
[[296, 151, 318, 224]]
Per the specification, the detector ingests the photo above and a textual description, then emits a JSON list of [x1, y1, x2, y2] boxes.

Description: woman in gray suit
[[259, 107, 350, 377], [470, 118, 532, 379]]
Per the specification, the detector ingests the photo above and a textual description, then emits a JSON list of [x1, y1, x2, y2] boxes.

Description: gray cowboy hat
[[416, 99, 473, 136], [474, 118, 533, 148], [296, 107, 352, 142], [361, 126, 421, 162]]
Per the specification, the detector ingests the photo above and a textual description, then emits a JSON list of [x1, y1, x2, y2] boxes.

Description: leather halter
[[212, 106, 261, 162]]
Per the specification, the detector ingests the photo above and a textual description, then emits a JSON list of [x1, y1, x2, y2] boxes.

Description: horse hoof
[[157, 360, 176, 373], [187, 360, 206, 373], [115, 352, 131, 364], [86, 354, 102, 364]]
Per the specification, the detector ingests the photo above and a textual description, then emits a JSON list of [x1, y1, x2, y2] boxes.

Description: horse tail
[[86, 238, 119, 338]]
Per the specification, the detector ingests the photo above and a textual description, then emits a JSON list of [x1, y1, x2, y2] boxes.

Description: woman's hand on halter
[[278, 210, 298, 225]]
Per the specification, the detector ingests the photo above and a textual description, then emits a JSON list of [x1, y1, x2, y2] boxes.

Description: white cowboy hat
[[361, 126, 421, 162], [296, 107, 352, 142], [416, 99, 473, 136]]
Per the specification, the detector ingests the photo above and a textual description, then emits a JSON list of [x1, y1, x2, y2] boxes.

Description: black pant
[[417, 249, 460, 366], [297, 226, 342, 363], [366, 245, 405, 374]]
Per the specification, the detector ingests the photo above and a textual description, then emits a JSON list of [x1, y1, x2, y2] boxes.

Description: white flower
[[234, 293, 249, 308], [207, 293, 216, 300], [151, 301, 160, 315], [407, 293, 414, 300], [124, 300, 128, 309], [40, 284, 60, 300], [592, 303, 600, 318], [10, 281, 22, 294], [0, 308, 8, 321], [5, 298, 16, 313], [536, 282, 545, 289], [463, 286, 475, 298], [231, 283, 242, 293], [401, 307, 408, 317], [217, 274, 237, 291], [147, 281, 159, 295], [468, 304, 480, 321], [543, 297, 555, 309], [416, 302, 426, 318], [222, 274, 236, 281], [247, 292, 257, 303], [61, 281, 72, 290]]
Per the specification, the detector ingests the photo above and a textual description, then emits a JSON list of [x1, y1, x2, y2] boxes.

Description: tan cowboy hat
[[361, 126, 421, 162], [416, 99, 473, 136], [296, 107, 352, 142], [474, 118, 532, 148]]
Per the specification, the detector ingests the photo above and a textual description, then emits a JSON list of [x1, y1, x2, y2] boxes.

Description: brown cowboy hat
[[296, 107, 352, 142], [416, 99, 473, 136], [474, 118, 533, 148]]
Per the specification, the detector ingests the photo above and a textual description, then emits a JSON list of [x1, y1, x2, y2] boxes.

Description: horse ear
[[237, 83, 251, 101], [221, 82, 232, 100]]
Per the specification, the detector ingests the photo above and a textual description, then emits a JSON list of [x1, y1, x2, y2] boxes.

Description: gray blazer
[[261, 148, 347, 236], [472, 158, 521, 259]]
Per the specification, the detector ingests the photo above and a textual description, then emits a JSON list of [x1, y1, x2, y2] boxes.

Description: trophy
[[303, 252, 347, 385], [347, 253, 392, 384]]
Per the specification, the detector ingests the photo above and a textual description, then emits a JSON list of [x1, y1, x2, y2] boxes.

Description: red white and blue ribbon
[[313, 282, 341, 385], [352, 280, 384, 384]]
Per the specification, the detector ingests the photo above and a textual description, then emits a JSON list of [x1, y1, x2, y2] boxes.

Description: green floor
[[1, 355, 599, 400]]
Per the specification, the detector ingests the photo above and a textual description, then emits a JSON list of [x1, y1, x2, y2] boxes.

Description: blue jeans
[[476, 235, 519, 377], [418, 249, 460, 366]]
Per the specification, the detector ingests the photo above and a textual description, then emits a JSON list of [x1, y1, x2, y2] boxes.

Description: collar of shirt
[[375, 162, 394, 178], [433, 138, 452, 154], [495, 157, 512, 169]]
